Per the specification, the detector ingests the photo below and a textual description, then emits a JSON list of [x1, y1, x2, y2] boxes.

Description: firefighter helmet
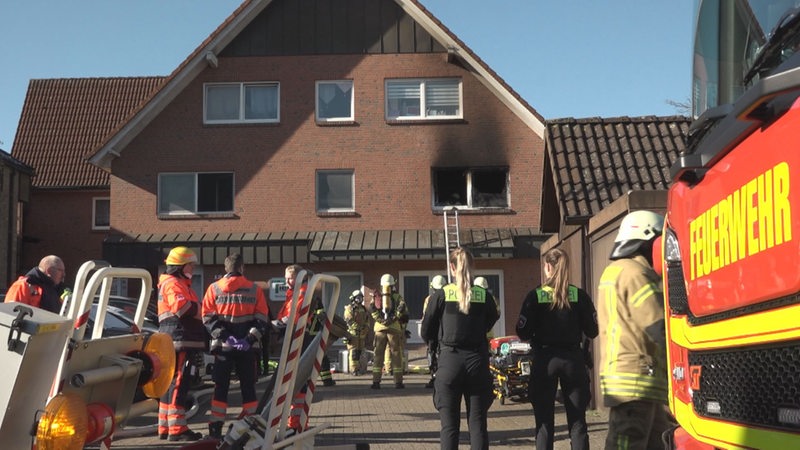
[[380, 274, 396, 287], [614, 210, 664, 242], [430, 275, 446, 290], [610, 210, 664, 261], [349, 289, 364, 301], [165, 246, 197, 266], [474, 276, 489, 289]]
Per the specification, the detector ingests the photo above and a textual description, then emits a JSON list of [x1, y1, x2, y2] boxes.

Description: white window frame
[[385, 78, 462, 120], [316, 80, 354, 122], [316, 169, 355, 213], [158, 172, 235, 216], [92, 197, 110, 230], [432, 167, 510, 210], [203, 82, 280, 124]]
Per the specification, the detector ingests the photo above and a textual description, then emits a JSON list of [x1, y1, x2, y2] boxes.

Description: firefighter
[[516, 247, 598, 450], [5, 255, 66, 313], [423, 275, 446, 388], [369, 273, 409, 389], [473, 276, 499, 341], [156, 246, 206, 442], [202, 253, 269, 440], [344, 289, 370, 375], [597, 210, 676, 450], [307, 284, 336, 386]]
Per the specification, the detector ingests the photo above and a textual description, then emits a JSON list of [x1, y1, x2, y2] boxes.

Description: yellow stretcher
[[489, 336, 532, 405]]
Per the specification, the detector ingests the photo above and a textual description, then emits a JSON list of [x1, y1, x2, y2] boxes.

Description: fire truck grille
[[689, 343, 800, 431], [665, 261, 688, 314]]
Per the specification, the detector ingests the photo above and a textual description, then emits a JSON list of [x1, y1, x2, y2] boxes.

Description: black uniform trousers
[[528, 346, 590, 450], [434, 344, 493, 450], [212, 349, 258, 412]]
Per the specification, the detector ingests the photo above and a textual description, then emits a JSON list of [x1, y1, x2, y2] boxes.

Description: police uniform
[[202, 272, 269, 438], [516, 284, 598, 450], [421, 283, 499, 450]]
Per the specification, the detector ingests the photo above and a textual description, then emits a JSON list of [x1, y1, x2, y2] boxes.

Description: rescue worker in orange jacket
[[157, 246, 206, 442], [5, 255, 66, 313], [202, 253, 269, 440]]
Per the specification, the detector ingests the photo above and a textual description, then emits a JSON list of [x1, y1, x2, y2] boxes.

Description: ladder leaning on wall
[[443, 206, 460, 283]]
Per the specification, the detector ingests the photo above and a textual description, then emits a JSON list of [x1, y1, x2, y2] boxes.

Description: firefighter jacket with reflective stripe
[[421, 284, 499, 350], [202, 273, 269, 351], [516, 284, 598, 348], [158, 273, 207, 350], [597, 255, 668, 407], [371, 292, 408, 333], [344, 302, 369, 338], [4, 267, 62, 313]]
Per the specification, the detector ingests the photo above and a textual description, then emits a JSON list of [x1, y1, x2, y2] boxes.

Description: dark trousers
[[211, 349, 258, 422], [434, 345, 493, 450], [528, 347, 590, 450]]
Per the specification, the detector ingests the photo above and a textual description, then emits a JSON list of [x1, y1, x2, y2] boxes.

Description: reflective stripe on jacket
[[202, 274, 269, 351], [597, 255, 668, 406], [157, 274, 207, 350]]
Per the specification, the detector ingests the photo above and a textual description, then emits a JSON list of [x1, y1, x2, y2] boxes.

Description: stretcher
[[489, 336, 532, 405]]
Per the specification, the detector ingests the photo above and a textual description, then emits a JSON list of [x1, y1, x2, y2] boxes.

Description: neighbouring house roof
[[89, 0, 546, 169], [103, 227, 546, 266], [0, 148, 34, 175], [546, 115, 690, 223], [12, 77, 165, 188]]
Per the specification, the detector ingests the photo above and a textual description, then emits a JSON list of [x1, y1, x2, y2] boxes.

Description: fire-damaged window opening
[[432, 167, 509, 209]]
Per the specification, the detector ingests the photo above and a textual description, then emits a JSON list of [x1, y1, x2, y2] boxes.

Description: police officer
[[157, 246, 206, 442], [598, 210, 676, 449], [369, 273, 409, 389], [421, 247, 499, 450], [344, 289, 370, 375], [423, 275, 446, 388], [202, 253, 269, 440], [516, 247, 598, 450]]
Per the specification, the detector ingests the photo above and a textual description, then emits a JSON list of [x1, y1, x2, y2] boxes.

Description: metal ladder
[[443, 207, 460, 282]]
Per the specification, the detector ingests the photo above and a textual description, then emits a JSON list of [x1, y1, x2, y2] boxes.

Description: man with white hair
[[5, 255, 66, 313]]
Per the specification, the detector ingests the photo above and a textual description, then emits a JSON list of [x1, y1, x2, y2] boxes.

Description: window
[[158, 172, 234, 215], [204, 82, 279, 123], [386, 78, 462, 120], [316, 80, 354, 122], [433, 167, 509, 209], [93, 197, 110, 230], [316, 170, 354, 212]]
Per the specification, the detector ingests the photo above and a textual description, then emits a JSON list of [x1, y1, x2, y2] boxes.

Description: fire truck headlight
[[36, 393, 88, 450], [664, 228, 681, 263], [138, 332, 175, 398]]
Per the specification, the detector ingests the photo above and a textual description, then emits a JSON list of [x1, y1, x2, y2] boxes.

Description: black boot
[[208, 422, 223, 440]]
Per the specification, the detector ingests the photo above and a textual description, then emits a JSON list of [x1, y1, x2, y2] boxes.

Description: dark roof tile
[[12, 77, 165, 188], [546, 115, 690, 220]]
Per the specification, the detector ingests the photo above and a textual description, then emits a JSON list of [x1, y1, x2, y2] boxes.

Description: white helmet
[[380, 274, 396, 287], [473, 276, 489, 289], [430, 275, 446, 290], [615, 210, 664, 242], [610, 210, 664, 261], [349, 289, 363, 301]]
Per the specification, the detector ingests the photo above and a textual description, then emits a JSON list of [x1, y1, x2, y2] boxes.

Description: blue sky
[[0, 1, 693, 152]]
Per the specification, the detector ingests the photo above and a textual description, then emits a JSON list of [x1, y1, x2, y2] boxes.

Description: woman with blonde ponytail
[[515, 247, 598, 450], [421, 247, 499, 450]]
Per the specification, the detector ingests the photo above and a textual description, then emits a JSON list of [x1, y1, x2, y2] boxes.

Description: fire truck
[[662, 1, 800, 448], [0, 261, 175, 449]]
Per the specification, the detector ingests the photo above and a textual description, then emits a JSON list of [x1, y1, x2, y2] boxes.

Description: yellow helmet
[[165, 246, 197, 266]]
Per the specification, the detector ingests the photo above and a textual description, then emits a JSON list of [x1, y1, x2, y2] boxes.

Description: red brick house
[[13, 0, 550, 339]]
